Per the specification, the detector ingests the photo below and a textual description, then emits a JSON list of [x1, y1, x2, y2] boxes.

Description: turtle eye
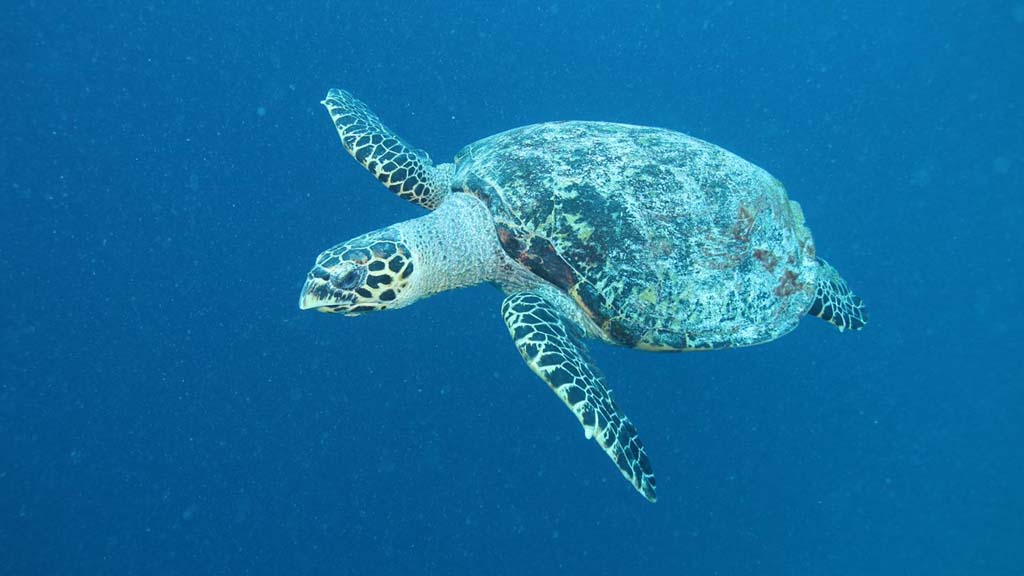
[[330, 268, 365, 290]]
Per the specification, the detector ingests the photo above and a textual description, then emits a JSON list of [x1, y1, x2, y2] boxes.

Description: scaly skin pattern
[[322, 89, 452, 210], [454, 122, 818, 351], [502, 291, 657, 501], [809, 258, 867, 331]]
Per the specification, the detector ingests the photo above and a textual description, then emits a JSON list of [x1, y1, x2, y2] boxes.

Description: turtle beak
[[298, 276, 328, 311], [299, 267, 346, 312]]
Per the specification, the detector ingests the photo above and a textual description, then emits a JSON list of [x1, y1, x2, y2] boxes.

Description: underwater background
[[3, 1, 1022, 574]]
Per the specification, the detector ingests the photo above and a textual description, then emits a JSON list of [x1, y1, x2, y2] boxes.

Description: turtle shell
[[452, 122, 818, 351]]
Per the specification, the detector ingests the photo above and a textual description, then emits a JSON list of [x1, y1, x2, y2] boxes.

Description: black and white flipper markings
[[501, 292, 657, 502], [809, 258, 868, 332], [322, 89, 452, 210]]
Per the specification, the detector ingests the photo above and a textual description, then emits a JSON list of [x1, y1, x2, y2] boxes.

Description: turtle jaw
[[298, 276, 356, 313]]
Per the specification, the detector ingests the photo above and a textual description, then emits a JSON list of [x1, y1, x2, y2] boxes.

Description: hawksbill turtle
[[299, 89, 868, 502]]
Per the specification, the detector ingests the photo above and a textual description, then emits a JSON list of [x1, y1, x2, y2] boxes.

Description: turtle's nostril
[[311, 265, 331, 281]]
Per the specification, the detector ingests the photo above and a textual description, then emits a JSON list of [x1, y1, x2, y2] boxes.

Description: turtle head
[[299, 227, 418, 316]]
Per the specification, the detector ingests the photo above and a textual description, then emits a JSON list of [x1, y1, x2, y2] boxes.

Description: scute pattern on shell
[[454, 122, 818, 350]]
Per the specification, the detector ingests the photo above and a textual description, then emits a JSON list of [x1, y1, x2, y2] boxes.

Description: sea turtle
[[299, 89, 868, 502]]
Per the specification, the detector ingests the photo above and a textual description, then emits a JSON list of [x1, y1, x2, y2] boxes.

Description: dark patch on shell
[[495, 222, 577, 292]]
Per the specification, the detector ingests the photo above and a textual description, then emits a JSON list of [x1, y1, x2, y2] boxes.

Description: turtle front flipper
[[322, 89, 452, 210], [501, 292, 657, 502]]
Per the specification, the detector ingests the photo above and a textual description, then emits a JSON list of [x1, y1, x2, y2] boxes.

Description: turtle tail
[[808, 258, 868, 332]]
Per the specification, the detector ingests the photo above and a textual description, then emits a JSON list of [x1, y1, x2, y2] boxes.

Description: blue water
[[3, 2, 1022, 574]]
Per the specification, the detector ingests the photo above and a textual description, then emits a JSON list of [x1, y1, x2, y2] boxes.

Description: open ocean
[[3, 2, 1022, 574]]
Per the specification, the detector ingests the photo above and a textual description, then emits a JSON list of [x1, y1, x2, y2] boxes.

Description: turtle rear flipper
[[502, 291, 657, 502], [809, 258, 868, 332], [322, 89, 452, 210]]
